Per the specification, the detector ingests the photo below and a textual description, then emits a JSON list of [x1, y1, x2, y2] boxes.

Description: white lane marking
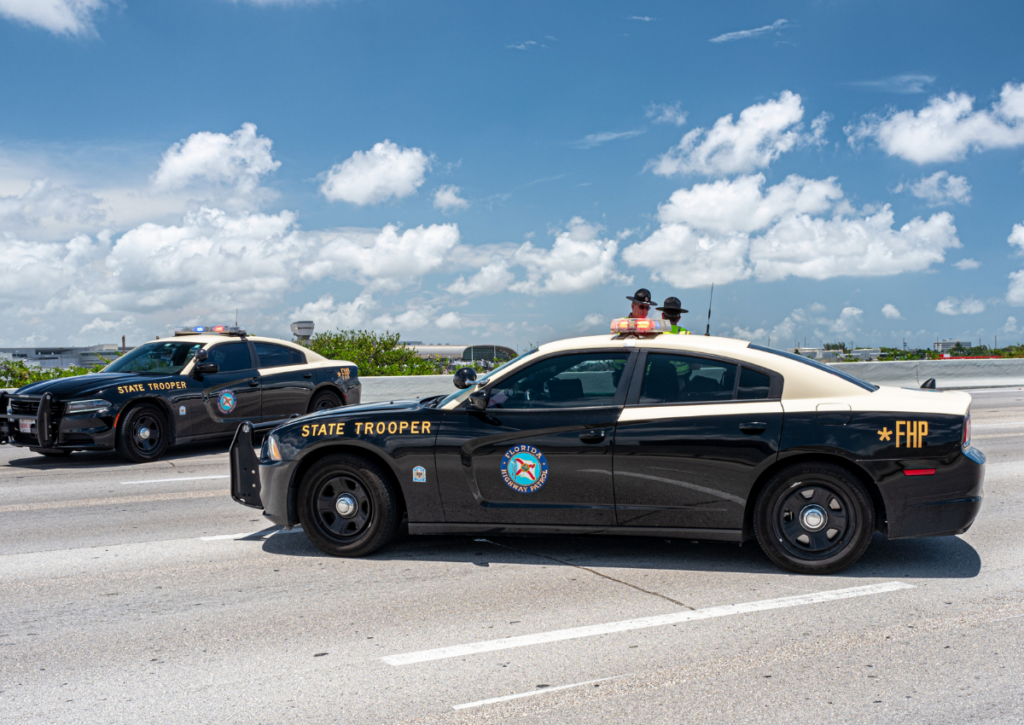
[[972, 422, 1024, 429], [452, 675, 626, 711], [200, 527, 303, 541], [121, 475, 229, 485], [383, 581, 913, 666]]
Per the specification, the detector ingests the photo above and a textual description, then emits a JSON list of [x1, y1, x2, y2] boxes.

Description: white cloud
[[290, 293, 377, 331], [846, 82, 1024, 163], [1010, 222, 1024, 251], [435, 311, 462, 329], [646, 102, 687, 126], [648, 91, 827, 177], [882, 303, 902, 319], [936, 296, 985, 315], [507, 40, 537, 50], [897, 171, 971, 206], [1004, 316, 1018, 333], [374, 307, 433, 331], [575, 313, 606, 331], [151, 123, 280, 202], [1006, 222, 1024, 305], [319, 140, 430, 206], [0, 0, 109, 36], [433, 185, 469, 212], [447, 261, 511, 297], [734, 305, 865, 347], [629, 16, 654, 22], [0, 179, 107, 239], [954, 258, 980, 270], [850, 74, 936, 95], [709, 18, 787, 43], [573, 129, 646, 149], [509, 218, 630, 295], [624, 174, 960, 288], [79, 314, 136, 334]]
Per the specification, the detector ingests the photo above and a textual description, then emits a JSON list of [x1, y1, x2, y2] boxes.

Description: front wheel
[[297, 454, 400, 557], [115, 403, 170, 463], [754, 462, 874, 575]]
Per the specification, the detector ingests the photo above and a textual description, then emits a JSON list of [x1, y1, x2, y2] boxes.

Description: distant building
[[0, 344, 122, 369], [411, 344, 517, 365], [791, 347, 841, 361], [848, 348, 881, 361], [933, 339, 966, 353]]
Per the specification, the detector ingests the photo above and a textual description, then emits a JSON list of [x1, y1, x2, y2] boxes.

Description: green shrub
[[1, 359, 108, 389], [302, 329, 444, 376]]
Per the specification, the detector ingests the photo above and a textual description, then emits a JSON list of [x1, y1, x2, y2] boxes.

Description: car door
[[192, 341, 262, 437], [435, 350, 636, 525], [612, 350, 784, 531], [255, 342, 315, 422]]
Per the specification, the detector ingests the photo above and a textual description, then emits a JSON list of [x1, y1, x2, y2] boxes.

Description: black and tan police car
[[1, 326, 359, 463], [228, 317, 984, 574]]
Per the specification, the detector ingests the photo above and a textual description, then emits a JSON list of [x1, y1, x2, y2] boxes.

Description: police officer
[[656, 296, 690, 334], [626, 288, 657, 319]]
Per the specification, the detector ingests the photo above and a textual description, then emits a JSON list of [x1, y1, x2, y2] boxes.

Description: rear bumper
[[872, 447, 985, 540]]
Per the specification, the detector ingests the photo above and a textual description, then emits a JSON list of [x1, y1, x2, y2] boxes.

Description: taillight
[[962, 413, 971, 448]]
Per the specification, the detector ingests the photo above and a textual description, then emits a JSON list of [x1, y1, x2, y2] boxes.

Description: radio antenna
[[704, 283, 714, 336]]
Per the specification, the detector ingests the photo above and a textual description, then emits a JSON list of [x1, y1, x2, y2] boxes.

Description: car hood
[[14, 373, 175, 399], [298, 399, 424, 423]]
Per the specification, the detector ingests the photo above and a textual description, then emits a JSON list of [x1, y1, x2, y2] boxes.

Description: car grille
[[9, 398, 40, 416]]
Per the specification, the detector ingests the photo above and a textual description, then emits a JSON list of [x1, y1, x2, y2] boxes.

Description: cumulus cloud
[[0, 0, 109, 36], [319, 140, 430, 206], [435, 311, 462, 329], [1005, 316, 1019, 333], [732, 305, 863, 346], [509, 218, 630, 295], [290, 293, 377, 331], [954, 258, 980, 270], [152, 123, 280, 202], [896, 171, 971, 206], [433, 185, 469, 212], [447, 261, 511, 297], [0, 179, 107, 239], [936, 296, 985, 315], [1006, 222, 1024, 305], [850, 74, 936, 95], [575, 313, 606, 331], [882, 303, 902, 319], [648, 91, 827, 177], [646, 102, 687, 126], [624, 174, 960, 288], [709, 19, 787, 43], [846, 82, 1024, 163]]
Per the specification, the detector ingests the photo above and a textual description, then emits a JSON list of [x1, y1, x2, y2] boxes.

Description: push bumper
[[228, 422, 298, 527], [2, 392, 116, 451]]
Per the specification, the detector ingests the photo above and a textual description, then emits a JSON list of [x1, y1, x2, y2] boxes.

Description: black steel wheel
[[297, 453, 400, 557], [115, 403, 170, 463], [754, 462, 874, 575], [308, 389, 343, 414]]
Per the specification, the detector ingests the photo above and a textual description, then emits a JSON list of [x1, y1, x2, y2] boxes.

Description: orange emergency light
[[610, 318, 669, 335]]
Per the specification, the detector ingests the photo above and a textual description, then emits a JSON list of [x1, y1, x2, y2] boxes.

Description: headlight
[[65, 399, 113, 414], [264, 434, 283, 462]]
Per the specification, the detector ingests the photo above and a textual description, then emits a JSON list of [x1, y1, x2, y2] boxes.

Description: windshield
[[748, 344, 878, 392], [103, 341, 203, 375], [435, 348, 540, 408]]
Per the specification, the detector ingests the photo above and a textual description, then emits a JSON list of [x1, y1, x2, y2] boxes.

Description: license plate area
[[19, 419, 34, 434]]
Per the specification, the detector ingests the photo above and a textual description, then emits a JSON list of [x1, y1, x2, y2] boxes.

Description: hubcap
[[800, 504, 827, 532], [335, 493, 358, 518], [137, 427, 151, 441]]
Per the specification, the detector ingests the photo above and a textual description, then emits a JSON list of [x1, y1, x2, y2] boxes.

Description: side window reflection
[[486, 353, 630, 409], [639, 354, 737, 405]]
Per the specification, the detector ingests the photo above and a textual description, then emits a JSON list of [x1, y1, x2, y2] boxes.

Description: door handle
[[249, 378, 261, 387], [579, 430, 607, 444], [303, 373, 313, 378], [739, 422, 768, 434]]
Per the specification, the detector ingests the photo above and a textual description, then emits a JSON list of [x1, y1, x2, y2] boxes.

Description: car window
[[103, 341, 202, 374], [737, 367, 772, 400], [639, 353, 737, 405], [206, 342, 253, 373], [486, 352, 630, 409], [748, 344, 878, 392], [256, 342, 305, 368]]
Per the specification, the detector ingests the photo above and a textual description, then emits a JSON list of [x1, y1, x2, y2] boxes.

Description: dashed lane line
[[382, 581, 914, 666], [0, 490, 223, 513], [453, 676, 626, 711], [121, 475, 229, 485]]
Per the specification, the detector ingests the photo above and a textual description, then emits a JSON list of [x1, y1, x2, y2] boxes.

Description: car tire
[[115, 403, 170, 463], [297, 453, 400, 557], [308, 389, 343, 414], [753, 462, 874, 575]]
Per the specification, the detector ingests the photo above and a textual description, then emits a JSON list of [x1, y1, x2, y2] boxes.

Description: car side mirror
[[453, 366, 477, 390], [467, 389, 489, 411], [194, 349, 209, 362], [194, 362, 219, 375]]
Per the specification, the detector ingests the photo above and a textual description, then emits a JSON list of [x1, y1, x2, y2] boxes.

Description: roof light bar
[[173, 325, 247, 337], [610, 317, 669, 335]]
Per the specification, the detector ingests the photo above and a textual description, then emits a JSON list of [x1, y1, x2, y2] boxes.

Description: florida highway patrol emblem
[[217, 390, 237, 414], [500, 444, 549, 494]]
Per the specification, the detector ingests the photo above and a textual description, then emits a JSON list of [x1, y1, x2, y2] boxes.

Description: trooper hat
[[626, 288, 658, 306], [656, 296, 688, 315]]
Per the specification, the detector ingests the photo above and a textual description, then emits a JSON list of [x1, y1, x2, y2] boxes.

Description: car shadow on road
[[261, 529, 981, 580], [2, 439, 237, 471]]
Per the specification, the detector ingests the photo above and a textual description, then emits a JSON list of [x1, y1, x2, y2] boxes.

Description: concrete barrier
[[358, 375, 454, 404], [828, 359, 1024, 390]]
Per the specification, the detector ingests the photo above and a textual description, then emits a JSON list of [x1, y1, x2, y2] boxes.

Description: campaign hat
[[656, 296, 688, 314], [626, 288, 658, 306]]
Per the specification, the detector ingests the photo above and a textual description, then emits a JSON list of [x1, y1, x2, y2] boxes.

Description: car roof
[[141, 335, 329, 363]]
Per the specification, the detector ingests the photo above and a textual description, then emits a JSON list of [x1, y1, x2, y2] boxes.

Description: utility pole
[[121, 335, 126, 355]]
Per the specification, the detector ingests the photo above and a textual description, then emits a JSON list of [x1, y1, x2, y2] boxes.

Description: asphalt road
[[2, 389, 1023, 724]]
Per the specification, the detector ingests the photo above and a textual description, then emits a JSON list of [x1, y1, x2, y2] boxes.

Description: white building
[[933, 339, 966, 353], [0, 344, 122, 369]]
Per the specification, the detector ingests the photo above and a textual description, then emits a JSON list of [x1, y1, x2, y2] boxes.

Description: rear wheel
[[308, 389, 343, 414], [754, 462, 874, 575], [115, 403, 170, 463], [297, 454, 400, 557]]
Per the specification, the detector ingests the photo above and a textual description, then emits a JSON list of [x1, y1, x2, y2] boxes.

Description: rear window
[[255, 342, 305, 368], [748, 344, 878, 392]]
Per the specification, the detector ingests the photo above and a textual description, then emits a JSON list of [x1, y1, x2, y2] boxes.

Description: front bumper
[[2, 393, 115, 451], [872, 447, 985, 540], [228, 422, 298, 527]]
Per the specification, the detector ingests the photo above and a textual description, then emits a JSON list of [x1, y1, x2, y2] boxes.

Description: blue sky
[[2, 1, 1023, 351]]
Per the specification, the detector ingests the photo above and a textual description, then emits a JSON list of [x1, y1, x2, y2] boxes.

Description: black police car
[[1, 327, 359, 463], [228, 319, 984, 574]]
